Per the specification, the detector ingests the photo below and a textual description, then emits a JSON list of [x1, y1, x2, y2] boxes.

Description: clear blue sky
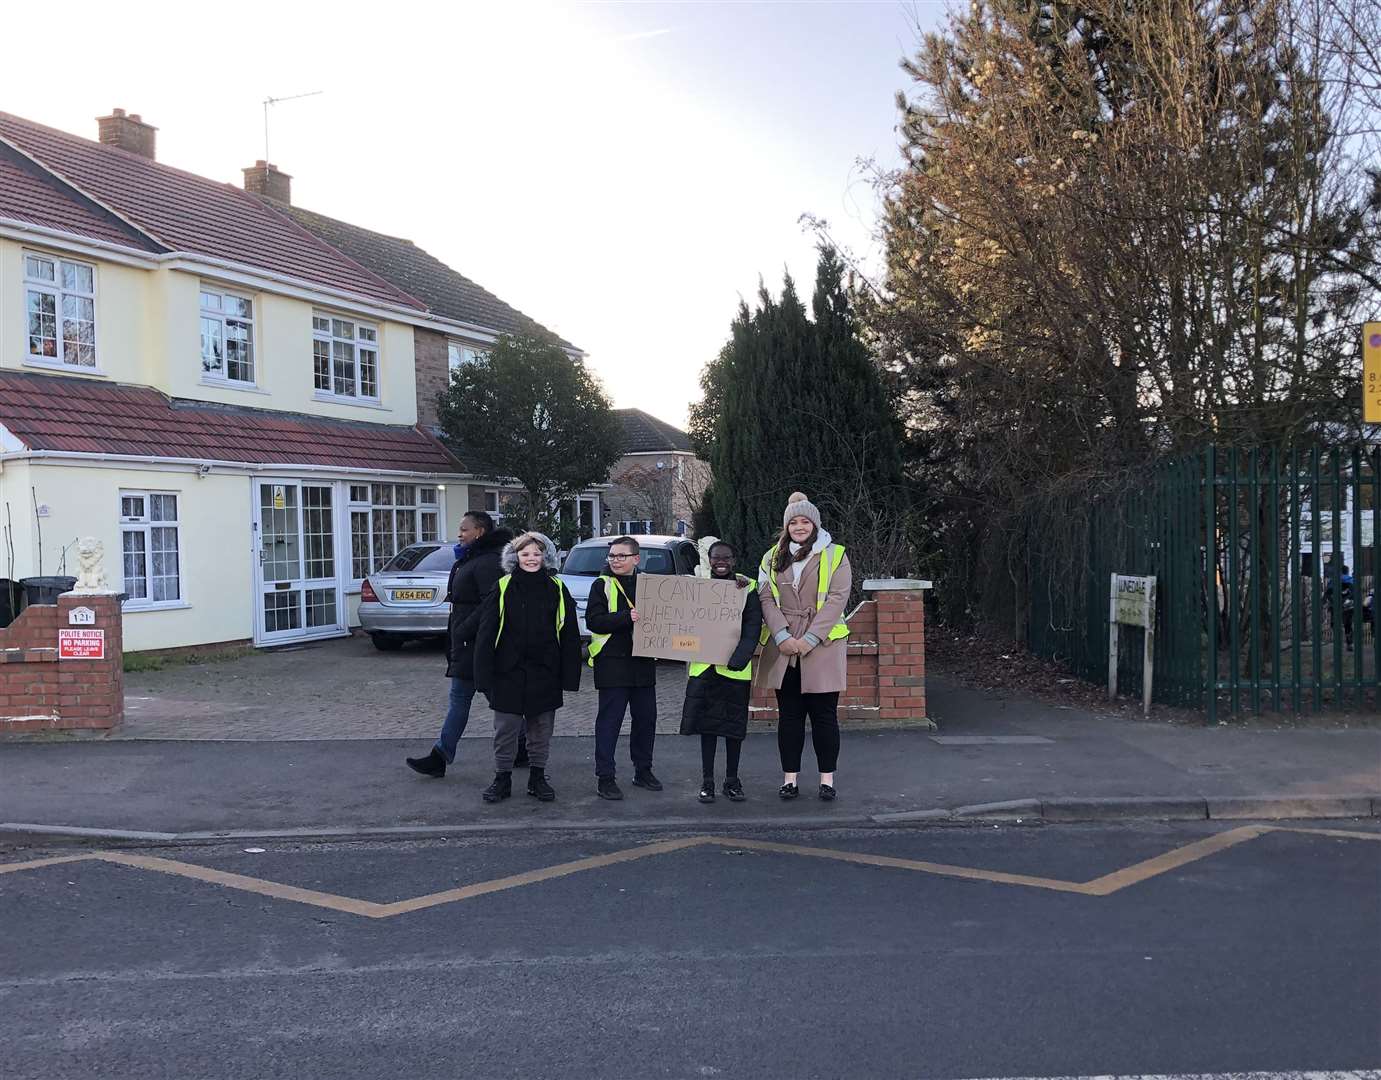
[[1, 0, 946, 428]]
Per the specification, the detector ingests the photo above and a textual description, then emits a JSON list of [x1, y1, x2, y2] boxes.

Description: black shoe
[[597, 777, 624, 801], [632, 768, 663, 791], [481, 771, 512, 803], [698, 779, 716, 804], [723, 777, 746, 802], [779, 782, 800, 800], [527, 768, 555, 802], [406, 748, 446, 778], [513, 740, 530, 769], [818, 783, 837, 802]]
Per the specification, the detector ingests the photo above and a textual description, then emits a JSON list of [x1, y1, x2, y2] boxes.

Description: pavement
[[1, 638, 1378, 838], [3, 821, 1379, 1078]]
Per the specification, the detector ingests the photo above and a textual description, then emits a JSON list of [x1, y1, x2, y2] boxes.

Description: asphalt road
[[2, 822, 1378, 1080]]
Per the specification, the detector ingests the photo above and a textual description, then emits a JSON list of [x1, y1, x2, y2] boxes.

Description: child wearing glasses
[[585, 536, 661, 800]]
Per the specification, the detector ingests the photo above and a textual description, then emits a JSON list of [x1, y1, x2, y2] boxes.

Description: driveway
[[118, 634, 691, 741]]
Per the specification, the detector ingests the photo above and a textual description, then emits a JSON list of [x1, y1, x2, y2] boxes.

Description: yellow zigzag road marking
[[1, 825, 1376, 919]]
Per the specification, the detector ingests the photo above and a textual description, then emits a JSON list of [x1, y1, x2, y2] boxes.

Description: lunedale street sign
[[1109, 574, 1156, 716]]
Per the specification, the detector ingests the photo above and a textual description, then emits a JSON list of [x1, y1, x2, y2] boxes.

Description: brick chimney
[[96, 109, 157, 160], [242, 160, 292, 204]]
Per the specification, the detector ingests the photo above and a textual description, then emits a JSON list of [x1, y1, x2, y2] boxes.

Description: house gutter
[[2, 448, 469, 482]]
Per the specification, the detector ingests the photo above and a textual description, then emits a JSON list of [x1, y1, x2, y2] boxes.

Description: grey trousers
[[493, 710, 554, 771]]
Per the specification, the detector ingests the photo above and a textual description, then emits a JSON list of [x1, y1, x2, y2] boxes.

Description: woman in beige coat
[[757, 492, 852, 801]]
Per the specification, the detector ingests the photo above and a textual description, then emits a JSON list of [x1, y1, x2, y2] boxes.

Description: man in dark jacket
[[585, 536, 660, 800], [406, 513, 513, 777]]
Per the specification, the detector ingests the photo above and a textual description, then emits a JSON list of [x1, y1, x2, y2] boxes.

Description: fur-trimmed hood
[[500, 531, 560, 573]]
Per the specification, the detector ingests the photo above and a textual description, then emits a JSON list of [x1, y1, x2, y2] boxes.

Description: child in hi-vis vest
[[678, 541, 762, 803]]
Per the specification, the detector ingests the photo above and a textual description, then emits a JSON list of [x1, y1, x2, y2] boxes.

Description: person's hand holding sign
[[629, 607, 640, 623]]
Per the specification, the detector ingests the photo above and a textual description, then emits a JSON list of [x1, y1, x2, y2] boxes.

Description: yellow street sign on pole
[[1366, 322, 1381, 423]]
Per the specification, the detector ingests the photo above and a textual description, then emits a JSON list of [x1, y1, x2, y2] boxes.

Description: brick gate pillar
[[865, 579, 931, 722], [749, 577, 932, 726], [0, 589, 124, 733]]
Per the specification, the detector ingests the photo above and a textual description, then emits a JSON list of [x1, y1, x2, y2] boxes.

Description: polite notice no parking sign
[[58, 629, 105, 660]]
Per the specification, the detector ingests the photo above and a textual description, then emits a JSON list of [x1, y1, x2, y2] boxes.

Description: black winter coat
[[584, 572, 658, 689], [472, 568, 583, 716], [444, 527, 513, 680], [680, 582, 763, 741]]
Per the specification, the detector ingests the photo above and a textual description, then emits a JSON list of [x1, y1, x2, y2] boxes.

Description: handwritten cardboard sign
[[632, 575, 747, 664]]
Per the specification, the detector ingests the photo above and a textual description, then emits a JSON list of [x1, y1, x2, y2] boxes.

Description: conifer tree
[[691, 248, 908, 574]]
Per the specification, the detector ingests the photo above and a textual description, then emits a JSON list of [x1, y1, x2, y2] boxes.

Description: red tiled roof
[[0, 142, 160, 250], [0, 371, 462, 474], [0, 112, 425, 310]]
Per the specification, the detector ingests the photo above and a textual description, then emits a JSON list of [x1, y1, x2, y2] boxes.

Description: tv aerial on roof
[[262, 91, 323, 161]]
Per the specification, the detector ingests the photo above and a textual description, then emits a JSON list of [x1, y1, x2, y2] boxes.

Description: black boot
[[527, 768, 555, 802], [406, 748, 445, 778], [481, 771, 512, 803], [632, 767, 663, 791], [698, 778, 716, 804], [514, 736, 530, 769]]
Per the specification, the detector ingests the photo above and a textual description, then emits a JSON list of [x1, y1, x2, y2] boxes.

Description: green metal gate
[[1026, 444, 1379, 719]]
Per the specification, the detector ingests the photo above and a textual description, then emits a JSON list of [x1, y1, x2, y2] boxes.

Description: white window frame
[[347, 483, 442, 582], [313, 312, 380, 403], [618, 519, 655, 536], [120, 490, 184, 609], [24, 252, 97, 370], [199, 285, 256, 386], [447, 341, 487, 373]]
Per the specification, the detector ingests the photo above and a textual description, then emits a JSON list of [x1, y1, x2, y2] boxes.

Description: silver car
[[359, 542, 454, 650], [558, 534, 702, 637]]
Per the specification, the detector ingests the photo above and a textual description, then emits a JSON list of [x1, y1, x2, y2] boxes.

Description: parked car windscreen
[[562, 546, 675, 575], [383, 544, 454, 573]]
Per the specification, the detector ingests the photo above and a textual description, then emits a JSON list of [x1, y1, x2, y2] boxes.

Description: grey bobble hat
[[783, 491, 822, 529]]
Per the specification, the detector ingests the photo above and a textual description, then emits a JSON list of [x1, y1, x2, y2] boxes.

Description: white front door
[[253, 480, 344, 645]]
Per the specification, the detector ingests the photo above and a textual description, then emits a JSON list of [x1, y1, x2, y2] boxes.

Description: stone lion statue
[[73, 537, 109, 592]]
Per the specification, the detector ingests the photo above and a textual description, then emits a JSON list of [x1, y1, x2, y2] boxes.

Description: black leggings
[[775, 663, 840, 773], [700, 734, 742, 779]]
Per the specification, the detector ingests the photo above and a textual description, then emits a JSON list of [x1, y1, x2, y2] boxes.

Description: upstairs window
[[200, 287, 255, 384], [447, 341, 487, 372], [313, 314, 379, 401], [25, 253, 96, 368]]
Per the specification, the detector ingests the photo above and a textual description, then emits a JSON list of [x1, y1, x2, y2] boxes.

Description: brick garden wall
[[0, 594, 124, 733], [750, 583, 928, 725]]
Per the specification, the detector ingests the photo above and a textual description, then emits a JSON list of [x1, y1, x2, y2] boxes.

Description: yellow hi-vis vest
[[495, 574, 566, 644], [586, 574, 634, 667], [758, 544, 850, 647], [689, 579, 758, 682]]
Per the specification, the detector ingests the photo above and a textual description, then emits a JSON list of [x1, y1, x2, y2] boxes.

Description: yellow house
[[0, 108, 588, 651]]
